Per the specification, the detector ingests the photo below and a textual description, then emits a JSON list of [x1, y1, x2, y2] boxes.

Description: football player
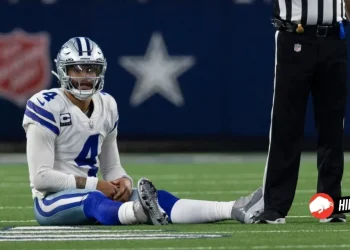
[[23, 37, 263, 226]]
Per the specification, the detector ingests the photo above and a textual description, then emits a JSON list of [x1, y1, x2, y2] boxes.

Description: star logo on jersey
[[119, 32, 196, 107]]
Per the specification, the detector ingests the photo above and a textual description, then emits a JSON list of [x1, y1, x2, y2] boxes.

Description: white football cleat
[[231, 187, 264, 223]]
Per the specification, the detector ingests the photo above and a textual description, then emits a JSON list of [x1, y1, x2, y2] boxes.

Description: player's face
[[66, 64, 102, 90]]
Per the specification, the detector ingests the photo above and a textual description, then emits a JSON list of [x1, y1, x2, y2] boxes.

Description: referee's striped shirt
[[274, 0, 347, 25]]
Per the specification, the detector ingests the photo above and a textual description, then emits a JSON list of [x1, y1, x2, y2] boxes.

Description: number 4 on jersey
[[38, 92, 58, 106], [74, 134, 99, 177], [42, 92, 57, 102]]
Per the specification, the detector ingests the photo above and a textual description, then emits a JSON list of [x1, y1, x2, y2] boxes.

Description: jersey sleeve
[[22, 90, 61, 136], [26, 124, 76, 197], [108, 94, 119, 135], [98, 93, 133, 185]]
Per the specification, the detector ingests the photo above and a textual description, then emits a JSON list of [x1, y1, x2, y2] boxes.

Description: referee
[[255, 0, 350, 224]]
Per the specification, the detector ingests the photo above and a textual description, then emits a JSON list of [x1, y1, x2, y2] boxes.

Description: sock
[[170, 199, 235, 224], [83, 191, 123, 225], [117, 201, 139, 225], [157, 190, 234, 224], [158, 190, 180, 222]]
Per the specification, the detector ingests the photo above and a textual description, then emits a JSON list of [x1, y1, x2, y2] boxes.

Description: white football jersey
[[22, 88, 119, 198]]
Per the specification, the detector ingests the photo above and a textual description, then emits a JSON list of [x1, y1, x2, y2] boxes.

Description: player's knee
[[84, 190, 123, 225], [86, 190, 105, 200], [84, 191, 107, 210]]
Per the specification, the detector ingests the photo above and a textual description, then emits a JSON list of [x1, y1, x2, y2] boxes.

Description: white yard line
[[286, 215, 311, 218], [0, 206, 32, 209], [50, 246, 350, 250], [0, 234, 220, 238], [56, 248, 245, 250], [3, 152, 350, 164], [0, 189, 345, 199], [2, 231, 160, 234], [171, 189, 350, 195], [0, 215, 311, 224], [213, 229, 350, 233], [253, 245, 350, 249], [0, 220, 35, 223], [0, 233, 223, 242], [2, 227, 349, 234]]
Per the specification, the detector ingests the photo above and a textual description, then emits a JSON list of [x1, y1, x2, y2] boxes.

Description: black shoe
[[320, 213, 346, 223], [254, 210, 286, 224]]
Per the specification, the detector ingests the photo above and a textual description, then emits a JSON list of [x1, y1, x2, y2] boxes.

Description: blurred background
[[1, 0, 350, 154]]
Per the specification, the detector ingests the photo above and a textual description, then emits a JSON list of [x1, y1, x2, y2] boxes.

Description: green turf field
[[0, 155, 349, 250]]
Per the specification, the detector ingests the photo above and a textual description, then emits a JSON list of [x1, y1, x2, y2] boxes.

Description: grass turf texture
[[0, 160, 349, 250]]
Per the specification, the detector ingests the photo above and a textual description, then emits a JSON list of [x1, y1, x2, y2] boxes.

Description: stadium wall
[[0, 0, 350, 152]]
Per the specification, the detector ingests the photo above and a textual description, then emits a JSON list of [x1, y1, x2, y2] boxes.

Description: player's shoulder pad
[[23, 88, 63, 136], [98, 91, 119, 133]]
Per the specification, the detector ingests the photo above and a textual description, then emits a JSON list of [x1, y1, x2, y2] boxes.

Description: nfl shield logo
[[89, 120, 94, 129], [294, 43, 302, 52], [0, 29, 51, 107]]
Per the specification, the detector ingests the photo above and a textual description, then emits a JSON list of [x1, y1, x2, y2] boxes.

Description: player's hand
[[96, 180, 117, 199], [110, 177, 132, 202]]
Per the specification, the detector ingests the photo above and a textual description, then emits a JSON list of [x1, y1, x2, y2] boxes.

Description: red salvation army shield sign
[[0, 29, 51, 107]]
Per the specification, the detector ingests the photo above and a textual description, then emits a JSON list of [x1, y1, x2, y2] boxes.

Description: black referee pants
[[263, 30, 347, 216]]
